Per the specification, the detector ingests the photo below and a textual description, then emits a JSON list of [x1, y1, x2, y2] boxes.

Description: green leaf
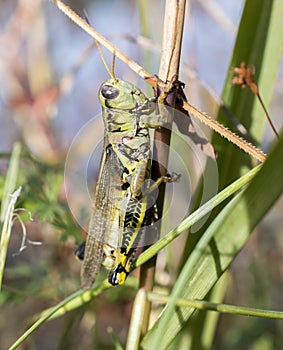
[[141, 133, 283, 349], [213, 0, 283, 188], [173, 2, 283, 346]]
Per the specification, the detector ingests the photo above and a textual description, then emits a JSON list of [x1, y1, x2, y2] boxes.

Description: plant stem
[[138, 0, 186, 335], [146, 292, 283, 319]]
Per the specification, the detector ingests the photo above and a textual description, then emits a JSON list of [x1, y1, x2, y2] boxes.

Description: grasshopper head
[[99, 78, 147, 110]]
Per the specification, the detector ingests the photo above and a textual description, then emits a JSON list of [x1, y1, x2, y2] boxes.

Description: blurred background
[[0, 0, 283, 349]]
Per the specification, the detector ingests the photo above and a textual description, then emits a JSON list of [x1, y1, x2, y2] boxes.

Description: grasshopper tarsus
[[164, 172, 181, 183], [108, 263, 129, 286]]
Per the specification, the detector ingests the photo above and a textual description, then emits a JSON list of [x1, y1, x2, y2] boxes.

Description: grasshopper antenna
[[111, 52, 117, 80], [82, 9, 117, 82]]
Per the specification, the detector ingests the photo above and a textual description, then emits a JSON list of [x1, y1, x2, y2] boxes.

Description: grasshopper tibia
[[142, 172, 181, 197]]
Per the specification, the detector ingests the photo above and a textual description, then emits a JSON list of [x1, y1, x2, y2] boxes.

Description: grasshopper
[[77, 75, 178, 289]]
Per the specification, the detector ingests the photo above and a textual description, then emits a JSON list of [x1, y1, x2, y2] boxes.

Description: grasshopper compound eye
[[101, 84, 120, 99]]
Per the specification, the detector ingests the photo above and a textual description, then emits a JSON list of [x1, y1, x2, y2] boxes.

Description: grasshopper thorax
[[99, 78, 148, 111]]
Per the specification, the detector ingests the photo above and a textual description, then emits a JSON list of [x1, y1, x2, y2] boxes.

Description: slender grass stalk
[[108, 327, 124, 350], [0, 143, 21, 222], [8, 280, 110, 350], [0, 187, 22, 291], [0, 143, 21, 290], [147, 292, 283, 319], [126, 289, 147, 350]]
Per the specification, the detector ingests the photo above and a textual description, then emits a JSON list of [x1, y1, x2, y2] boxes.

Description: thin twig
[[257, 92, 279, 138], [52, 0, 267, 163], [139, 0, 186, 335], [51, 0, 157, 87], [183, 101, 267, 163], [232, 62, 279, 139]]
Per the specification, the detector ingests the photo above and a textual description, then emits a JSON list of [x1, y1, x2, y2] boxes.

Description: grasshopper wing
[[81, 143, 124, 289]]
